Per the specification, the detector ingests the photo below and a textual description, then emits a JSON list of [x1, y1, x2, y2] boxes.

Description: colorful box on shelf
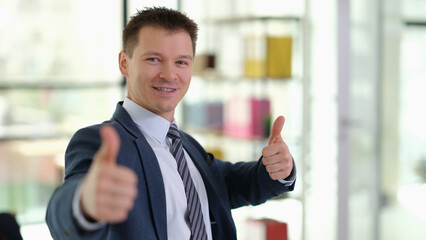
[[224, 97, 271, 139], [245, 218, 288, 240], [244, 36, 266, 78], [193, 54, 216, 76], [204, 147, 224, 160], [244, 36, 293, 79], [183, 101, 224, 131], [267, 36, 292, 78]]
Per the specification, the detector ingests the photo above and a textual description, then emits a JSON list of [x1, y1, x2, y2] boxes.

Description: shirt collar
[[122, 97, 173, 144]]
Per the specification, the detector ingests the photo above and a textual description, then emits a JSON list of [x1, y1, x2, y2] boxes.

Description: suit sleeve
[[181, 131, 295, 209], [219, 156, 295, 209]]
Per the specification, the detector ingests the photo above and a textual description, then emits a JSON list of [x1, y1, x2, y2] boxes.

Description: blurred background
[[0, 0, 425, 239]]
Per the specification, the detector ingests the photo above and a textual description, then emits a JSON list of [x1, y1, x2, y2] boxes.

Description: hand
[[262, 116, 293, 180], [80, 125, 138, 223]]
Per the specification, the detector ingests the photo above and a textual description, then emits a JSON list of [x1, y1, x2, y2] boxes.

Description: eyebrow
[[179, 55, 193, 61], [141, 51, 193, 61]]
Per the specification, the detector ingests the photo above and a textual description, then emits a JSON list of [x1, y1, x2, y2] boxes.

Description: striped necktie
[[167, 123, 208, 240]]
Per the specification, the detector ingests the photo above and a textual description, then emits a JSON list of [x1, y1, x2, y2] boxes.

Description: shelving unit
[[180, 3, 307, 238]]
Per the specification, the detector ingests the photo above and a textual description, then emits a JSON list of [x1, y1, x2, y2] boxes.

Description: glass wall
[[379, 0, 426, 239], [304, 0, 338, 238], [306, 0, 426, 239], [0, 0, 123, 239]]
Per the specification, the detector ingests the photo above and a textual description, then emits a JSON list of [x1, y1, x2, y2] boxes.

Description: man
[[46, 6, 296, 240]]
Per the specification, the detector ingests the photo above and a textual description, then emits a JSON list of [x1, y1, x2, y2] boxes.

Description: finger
[[263, 152, 291, 166], [269, 171, 292, 181], [97, 203, 132, 223], [264, 160, 292, 173], [98, 167, 138, 197], [97, 189, 137, 212], [100, 165, 138, 185], [264, 160, 293, 179], [97, 125, 121, 165], [268, 116, 285, 145], [98, 180, 138, 202], [95, 171, 137, 221], [262, 142, 289, 158], [92, 166, 137, 223], [100, 185, 138, 206]]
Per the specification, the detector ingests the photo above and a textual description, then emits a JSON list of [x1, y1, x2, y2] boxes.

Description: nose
[[158, 62, 177, 81]]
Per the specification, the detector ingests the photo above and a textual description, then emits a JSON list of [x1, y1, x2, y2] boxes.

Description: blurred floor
[[20, 223, 52, 240]]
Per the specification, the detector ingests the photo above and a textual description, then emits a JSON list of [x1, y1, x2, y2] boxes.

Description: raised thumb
[[97, 124, 120, 165], [268, 116, 285, 145]]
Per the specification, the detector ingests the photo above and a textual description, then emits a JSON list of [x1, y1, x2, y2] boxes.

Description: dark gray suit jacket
[[46, 102, 295, 239]]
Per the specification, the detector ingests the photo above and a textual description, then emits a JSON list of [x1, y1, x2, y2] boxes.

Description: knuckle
[[132, 188, 138, 199], [116, 211, 128, 222], [126, 200, 134, 210], [262, 148, 267, 157], [95, 195, 104, 208], [269, 172, 277, 180], [131, 173, 139, 185], [265, 166, 271, 173], [96, 181, 106, 193], [284, 152, 292, 160]]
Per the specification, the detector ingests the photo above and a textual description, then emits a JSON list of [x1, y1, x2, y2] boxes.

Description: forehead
[[134, 26, 193, 54]]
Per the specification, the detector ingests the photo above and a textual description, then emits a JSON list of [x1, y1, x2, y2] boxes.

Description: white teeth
[[156, 87, 174, 92]]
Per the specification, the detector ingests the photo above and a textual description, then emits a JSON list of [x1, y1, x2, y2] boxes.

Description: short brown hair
[[122, 7, 198, 58]]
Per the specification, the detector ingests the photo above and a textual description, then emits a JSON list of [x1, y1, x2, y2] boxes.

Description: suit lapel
[[112, 103, 167, 240], [181, 136, 226, 202], [135, 137, 167, 240], [181, 134, 238, 239]]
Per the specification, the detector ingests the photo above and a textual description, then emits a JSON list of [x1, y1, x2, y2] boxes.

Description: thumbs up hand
[[262, 116, 293, 180], [80, 125, 138, 223]]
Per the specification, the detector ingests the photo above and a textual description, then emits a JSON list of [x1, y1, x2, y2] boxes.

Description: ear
[[119, 50, 129, 77]]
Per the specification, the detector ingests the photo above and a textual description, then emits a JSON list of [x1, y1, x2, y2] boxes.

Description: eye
[[176, 60, 190, 66], [146, 57, 160, 63]]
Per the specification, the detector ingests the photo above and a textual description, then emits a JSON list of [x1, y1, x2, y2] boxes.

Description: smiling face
[[119, 26, 193, 122]]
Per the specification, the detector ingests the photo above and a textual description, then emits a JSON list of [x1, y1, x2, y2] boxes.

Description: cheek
[[133, 70, 155, 91], [180, 71, 192, 87], [181, 80, 191, 97]]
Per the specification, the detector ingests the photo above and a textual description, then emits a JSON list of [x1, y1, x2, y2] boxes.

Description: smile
[[154, 87, 175, 92]]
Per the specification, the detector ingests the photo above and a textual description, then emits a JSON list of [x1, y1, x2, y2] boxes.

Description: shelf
[[183, 125, 268, 141], [404, 19, 426, 27], [205, 15, 301, 24], [192, 72, 300, 82], [0, 124, 68, 141], [0, 79, 124, 90], [183, 126, 302, 143]]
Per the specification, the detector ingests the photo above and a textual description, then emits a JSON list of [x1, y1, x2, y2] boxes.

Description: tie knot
[[167, 123, 180, 140]]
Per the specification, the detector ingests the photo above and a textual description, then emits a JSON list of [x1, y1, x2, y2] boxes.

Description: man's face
[[119, 26, 193, 122]]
